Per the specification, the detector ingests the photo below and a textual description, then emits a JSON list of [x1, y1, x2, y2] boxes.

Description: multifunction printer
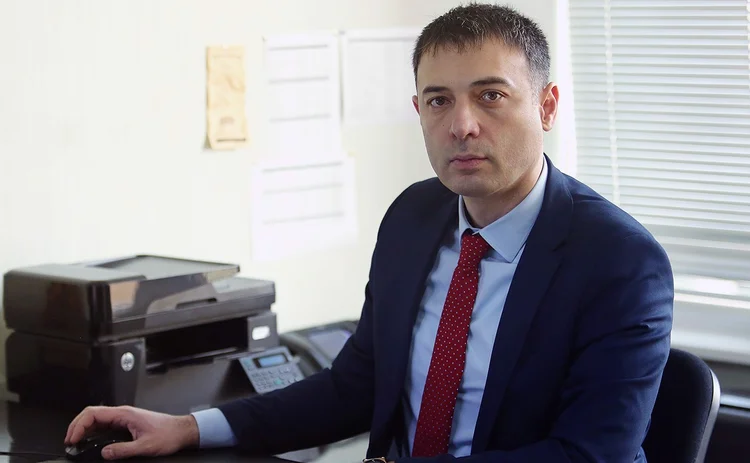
[[3, 255, 291, 414]]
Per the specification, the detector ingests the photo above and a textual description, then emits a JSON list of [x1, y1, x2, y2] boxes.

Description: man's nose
[[450, 102, 480, 141]]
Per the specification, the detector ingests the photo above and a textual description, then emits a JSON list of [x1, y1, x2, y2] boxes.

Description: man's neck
[[463, 156, 545, 228]]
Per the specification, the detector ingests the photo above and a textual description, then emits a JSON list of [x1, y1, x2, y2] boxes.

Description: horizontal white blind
[[569, 0, 750, 291]]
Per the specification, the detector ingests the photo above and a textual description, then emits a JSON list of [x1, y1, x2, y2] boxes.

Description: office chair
[[643, 348, 721, 463]]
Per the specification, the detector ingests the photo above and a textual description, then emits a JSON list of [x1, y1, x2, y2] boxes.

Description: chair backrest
[[643, 348, 721, 463]]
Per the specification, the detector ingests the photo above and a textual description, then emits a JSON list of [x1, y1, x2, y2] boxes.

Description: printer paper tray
[[145, 346, 242, 373]]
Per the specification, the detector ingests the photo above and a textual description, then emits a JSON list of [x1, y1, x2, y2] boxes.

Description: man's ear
[[539, 82, 559, 132], [412, 95, 420, 115]]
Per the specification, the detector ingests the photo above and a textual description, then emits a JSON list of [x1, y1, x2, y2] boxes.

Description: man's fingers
[[66, 407, 98, 445], [65, 413, 79, 444], [101, 441, 145, 461], [66, 407, 130, 445], [68, 407, 104, 444]]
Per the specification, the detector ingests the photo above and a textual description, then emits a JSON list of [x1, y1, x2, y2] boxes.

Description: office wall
[[0, 0, 559, 381]]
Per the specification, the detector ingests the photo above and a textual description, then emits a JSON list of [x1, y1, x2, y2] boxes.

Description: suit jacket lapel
[[471, 157, 573, 453], [379, 191, 459, 433]]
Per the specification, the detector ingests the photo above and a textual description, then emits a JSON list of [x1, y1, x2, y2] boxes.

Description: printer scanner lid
[[3, 255, 275, 341]]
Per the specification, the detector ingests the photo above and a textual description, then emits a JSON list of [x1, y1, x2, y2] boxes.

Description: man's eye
[[482, 92, 502, 102], [429, 97, 448, 107]]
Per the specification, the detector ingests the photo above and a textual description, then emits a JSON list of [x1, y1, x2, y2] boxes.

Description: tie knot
[[459, 231, 490, 266]]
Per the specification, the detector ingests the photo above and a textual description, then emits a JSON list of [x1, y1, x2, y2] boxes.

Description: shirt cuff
[[191, 408, 239, 448]]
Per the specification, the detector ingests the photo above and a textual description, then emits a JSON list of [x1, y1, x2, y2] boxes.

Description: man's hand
[[64, 405, 200, 460]]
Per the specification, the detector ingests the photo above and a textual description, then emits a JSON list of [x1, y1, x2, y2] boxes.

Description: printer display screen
[[255, 354, 288, 368]]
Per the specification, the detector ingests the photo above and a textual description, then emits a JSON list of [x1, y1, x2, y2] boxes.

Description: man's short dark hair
[[412, 3, 550, 93]]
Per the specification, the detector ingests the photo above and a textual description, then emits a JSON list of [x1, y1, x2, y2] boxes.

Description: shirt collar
[[458, 157, 548, 263]]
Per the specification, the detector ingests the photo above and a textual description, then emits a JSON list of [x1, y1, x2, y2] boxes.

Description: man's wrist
[[177, 414, 201, 449], [363, 457, 393, 463]]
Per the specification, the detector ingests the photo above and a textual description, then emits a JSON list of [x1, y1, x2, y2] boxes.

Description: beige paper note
[[206, 45, 248, 149]]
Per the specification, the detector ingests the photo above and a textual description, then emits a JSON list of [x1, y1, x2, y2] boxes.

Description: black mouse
[[65, 428, 133, 461]]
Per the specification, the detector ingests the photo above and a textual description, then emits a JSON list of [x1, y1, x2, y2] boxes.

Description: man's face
[[413, 39, 556, 200]]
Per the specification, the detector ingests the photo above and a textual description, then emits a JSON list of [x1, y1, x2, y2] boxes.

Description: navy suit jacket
[[219, 156, 674, 463]]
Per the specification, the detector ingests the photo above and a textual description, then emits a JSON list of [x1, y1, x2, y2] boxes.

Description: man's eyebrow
[[421, 77, 514, 95], [471, 76, 513, 88], [422, 85, 450, 95]]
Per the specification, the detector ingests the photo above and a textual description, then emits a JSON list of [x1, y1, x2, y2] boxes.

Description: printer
[[3, 255, 282, 415]]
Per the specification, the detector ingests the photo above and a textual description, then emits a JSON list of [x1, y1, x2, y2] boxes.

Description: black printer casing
[[3, 255, 279, 414]]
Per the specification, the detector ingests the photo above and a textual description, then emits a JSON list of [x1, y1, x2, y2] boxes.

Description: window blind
[[568, 0, 750, 297]]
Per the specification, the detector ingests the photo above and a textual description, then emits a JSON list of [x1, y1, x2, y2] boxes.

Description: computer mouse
[[65, 428, 133, 461]]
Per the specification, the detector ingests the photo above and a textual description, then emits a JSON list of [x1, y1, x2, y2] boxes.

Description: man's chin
[[438, 177, 495, 198]]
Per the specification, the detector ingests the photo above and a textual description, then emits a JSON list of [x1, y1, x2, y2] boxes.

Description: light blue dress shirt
[[192, 407, 238, 448], [403, 159, 547, 457], [192, 159, 548, 453]]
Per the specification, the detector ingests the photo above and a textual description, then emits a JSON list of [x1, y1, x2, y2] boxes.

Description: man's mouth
[[451, 154, 487, 162], [450, 154, 487, 169]]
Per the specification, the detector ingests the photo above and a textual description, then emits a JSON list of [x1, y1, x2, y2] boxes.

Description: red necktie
[[411, 231, 491, 457]]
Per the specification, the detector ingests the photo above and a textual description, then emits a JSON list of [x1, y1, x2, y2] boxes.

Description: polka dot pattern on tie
[[411, 231, 491, 457]]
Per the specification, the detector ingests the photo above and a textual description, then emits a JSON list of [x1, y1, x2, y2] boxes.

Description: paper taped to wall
[[263, 32, 342, 160], [206, 45, 248, 150], [251, 156, 358, 261], [341, 28, 421, 125]]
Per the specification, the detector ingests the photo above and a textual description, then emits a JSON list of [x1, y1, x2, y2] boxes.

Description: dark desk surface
[[0, 394, 289, 463], [0, 389, 369, 463]]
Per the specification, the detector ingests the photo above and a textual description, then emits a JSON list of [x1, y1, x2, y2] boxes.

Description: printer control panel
[[238, 346, 304, 394]]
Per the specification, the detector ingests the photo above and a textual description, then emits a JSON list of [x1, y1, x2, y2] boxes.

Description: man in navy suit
[[65, 3, 673, 462]]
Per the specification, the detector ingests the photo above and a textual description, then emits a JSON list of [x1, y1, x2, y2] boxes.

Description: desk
[[0, 393, 368, 463], [0, 398, 285, 463]]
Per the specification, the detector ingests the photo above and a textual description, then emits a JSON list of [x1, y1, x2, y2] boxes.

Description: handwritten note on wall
[[206, 45, 248, 150]]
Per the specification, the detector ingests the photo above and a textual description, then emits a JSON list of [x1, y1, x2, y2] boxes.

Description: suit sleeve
[[217, 282, 377, 455], [215, 187, 412, 456], [397, 232, 674, 463]]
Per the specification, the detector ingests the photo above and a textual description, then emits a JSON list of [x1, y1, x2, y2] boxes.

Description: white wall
[[0, 0, 558, 380]]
